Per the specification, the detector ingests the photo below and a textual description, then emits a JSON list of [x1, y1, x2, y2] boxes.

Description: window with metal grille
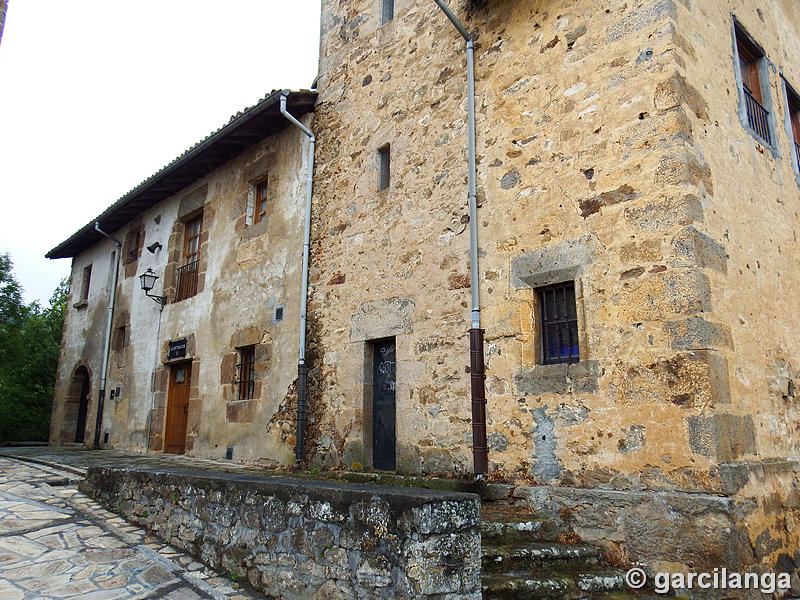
[[176, 215, 202, 301], [254, 179, 268, 224], [735, 25, 772, 145], [235, 346, 255, 401], [538, 282, 579, 365], [378, 145, 390, 191]]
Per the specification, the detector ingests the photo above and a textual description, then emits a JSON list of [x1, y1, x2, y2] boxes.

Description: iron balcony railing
[[744, 87, 771, 145], [176, 260, 198, 301]]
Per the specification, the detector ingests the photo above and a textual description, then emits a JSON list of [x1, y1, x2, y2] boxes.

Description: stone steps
[[481, 503, 568, 544], [483, 541, 602, 573], [482, 569, 629, 600], [480, 502, 653, 599]]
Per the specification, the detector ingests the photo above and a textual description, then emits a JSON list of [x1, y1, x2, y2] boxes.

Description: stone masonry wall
[[676, 0, 800, 573], [81, 466, 481, 600], [310, 0, 800, 572], [311, 0, 738, 487]]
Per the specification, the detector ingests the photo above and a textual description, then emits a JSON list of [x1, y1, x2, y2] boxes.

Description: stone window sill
[[513, 360, 600, 396]]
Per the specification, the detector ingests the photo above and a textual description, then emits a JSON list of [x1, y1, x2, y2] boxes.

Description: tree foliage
[[0, 254, 67, 442]]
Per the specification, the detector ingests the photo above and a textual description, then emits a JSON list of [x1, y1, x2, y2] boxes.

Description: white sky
[[0, 1, 321, 304]]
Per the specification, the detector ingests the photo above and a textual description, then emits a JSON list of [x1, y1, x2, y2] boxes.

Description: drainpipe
[[433, 0, 488, 476], [280, 91, 316, 463], [93, 222, 122, 450]]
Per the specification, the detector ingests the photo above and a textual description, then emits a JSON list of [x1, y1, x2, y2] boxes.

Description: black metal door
[[372, 339, 396, 470]]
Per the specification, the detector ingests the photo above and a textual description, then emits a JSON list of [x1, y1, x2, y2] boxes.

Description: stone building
[[49, 0, 800, 575], [47, 90, 317, 463]]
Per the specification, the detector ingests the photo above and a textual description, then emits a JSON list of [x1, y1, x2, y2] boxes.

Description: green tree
[[0, 254, 67, 442]]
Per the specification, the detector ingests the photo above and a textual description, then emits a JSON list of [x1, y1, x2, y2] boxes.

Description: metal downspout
[[92, 222, 122, 450], [433, 0, 488, 476], [280, 91, 316, 463]]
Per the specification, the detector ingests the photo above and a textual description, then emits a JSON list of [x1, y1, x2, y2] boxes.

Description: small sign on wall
[[168, 339, 187, 360]]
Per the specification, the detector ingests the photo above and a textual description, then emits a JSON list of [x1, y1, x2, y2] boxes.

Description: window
[[378, 145, 390, 190], [176, 215, 202, 301], [786, 83, 800, 169], [254, 179, 268, 224], [381, 0, 394, 25], [113, 325, 128, 350], [128, 230, 141, 262], [235, 346, 255, 401], [80, 264, 92, 301], [735, 25, 772, 145], [538, 282, 579, 365]]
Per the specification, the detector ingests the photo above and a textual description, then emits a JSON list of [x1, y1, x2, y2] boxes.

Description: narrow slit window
[[254, 179, 268, 224], [381, 0, 394, 25], [538, 282, 579, 365], [80, 265, 92, 301], [235, 346, 256, 401], [113, 325, 127, 350], [378, 145, 390, 191]]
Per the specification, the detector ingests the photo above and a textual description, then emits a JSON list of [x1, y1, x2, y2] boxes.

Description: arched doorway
[[63, 366, 91, 444]]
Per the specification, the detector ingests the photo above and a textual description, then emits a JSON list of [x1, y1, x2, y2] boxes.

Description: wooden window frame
[[176, 214, 202, 302], [254, 178, 268, 225], [235, 345, 256, 401], [538, 281, 580, 365], [786, 82, 800, 169], [183, 216, 202, 265], [737, 32, 763, 103]]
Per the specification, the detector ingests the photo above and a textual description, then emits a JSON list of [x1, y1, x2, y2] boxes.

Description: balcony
[[744, 87, 771, 145], [175, 260, 198, 301]]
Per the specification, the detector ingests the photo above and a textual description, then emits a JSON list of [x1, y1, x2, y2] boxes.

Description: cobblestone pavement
[[0, 457, 265, 599], [0, 446, 272, 477]]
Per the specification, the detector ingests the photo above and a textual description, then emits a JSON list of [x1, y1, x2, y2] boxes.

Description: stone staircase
[[480, 503, 654, 599]]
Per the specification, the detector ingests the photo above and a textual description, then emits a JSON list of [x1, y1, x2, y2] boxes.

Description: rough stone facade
[[48, 0, 800, 578], [306, 0, 800, 573], [81, 466, 481, 600]]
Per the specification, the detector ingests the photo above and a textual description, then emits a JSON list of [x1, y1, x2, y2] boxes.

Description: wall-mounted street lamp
[[139, 268, 166, 307]]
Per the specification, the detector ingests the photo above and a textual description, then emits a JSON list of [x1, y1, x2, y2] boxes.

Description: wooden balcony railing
[[744, 87, 771, 145], [175, 260, 198, 301]]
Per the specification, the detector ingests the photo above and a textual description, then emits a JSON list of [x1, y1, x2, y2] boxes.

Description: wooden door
[[165, 362, 191, 454], [372, 339, 396, 470]]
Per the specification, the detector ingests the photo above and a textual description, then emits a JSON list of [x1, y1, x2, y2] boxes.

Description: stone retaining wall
[[81, 466, 481, 600]]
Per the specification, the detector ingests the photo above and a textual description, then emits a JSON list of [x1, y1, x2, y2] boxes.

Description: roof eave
[[46, 89, 317, 259]]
